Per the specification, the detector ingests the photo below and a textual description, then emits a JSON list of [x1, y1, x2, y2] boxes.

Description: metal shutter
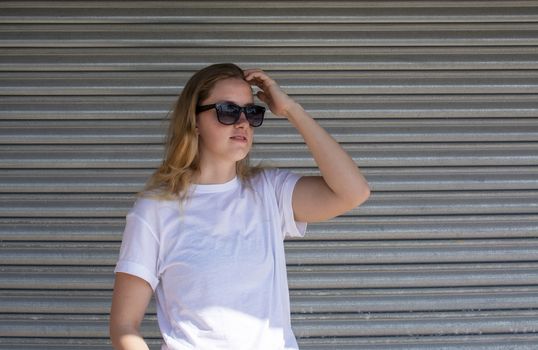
[[1, 1, 538, 349]]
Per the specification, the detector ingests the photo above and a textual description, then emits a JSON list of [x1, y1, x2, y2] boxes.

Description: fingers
[[244, 68, 296, 117], [244, 69, 286, 110], [243, 68, 260, 82], [243, 68, 265, 78], [243, 68, 275, 88], [256, 90, 268, 104]]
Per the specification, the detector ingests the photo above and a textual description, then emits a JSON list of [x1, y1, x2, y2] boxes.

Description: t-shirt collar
[[191, 176, 239, 193]]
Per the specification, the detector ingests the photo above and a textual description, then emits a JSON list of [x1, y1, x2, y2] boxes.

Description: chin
[[233, 153, 249, 162], [231, 150, 250, 163]]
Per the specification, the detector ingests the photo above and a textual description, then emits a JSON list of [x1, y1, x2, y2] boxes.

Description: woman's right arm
[[110, 272, 154, 350]]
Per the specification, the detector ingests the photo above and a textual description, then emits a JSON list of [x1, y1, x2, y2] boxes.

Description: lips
[[230, 135, 248, 141]]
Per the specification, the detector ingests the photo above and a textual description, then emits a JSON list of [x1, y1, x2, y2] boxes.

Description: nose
[[235, 112, 249, 127]]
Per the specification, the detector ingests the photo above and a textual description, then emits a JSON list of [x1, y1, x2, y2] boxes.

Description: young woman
[[109, 63, 370, 350]]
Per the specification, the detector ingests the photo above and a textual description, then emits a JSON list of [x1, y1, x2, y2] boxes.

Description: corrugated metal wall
[[1, 1, 538, 349]]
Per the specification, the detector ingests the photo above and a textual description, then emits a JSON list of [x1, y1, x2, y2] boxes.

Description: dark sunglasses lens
[[216, 104, 240, 125], [245, 106, 265, 127]]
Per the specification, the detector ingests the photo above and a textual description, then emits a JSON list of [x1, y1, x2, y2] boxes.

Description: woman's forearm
[[243, 67, 370, 207], [285, 102, 370, 206]]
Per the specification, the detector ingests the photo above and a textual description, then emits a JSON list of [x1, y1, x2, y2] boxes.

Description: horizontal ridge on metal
[[3, 94, 538, 120], [1, 335, 537, 350], [2, 47, 538, 72], [2, 263, 538, 289], [2, 239, 538, 265], [2, 167, 538, 193], [3, 286, 538, 314], [1, 190, 537, 217], [1, 310, 537, 338], [2, 3, 538, 24], [3, 70, 538, 95], [2, 214, 538, 241], [1, 118, 538, 144], [3, 143, 538, 168]]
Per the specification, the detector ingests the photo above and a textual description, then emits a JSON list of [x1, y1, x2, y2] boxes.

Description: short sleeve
[[114, 199, 160, 290], [265, 168, 307, 239]]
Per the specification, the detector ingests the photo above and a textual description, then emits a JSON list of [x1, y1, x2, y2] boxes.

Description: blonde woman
[[109, 63, 370, 350]]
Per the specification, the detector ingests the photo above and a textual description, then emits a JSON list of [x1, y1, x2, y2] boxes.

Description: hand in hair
[[243, 69, 298, 119]]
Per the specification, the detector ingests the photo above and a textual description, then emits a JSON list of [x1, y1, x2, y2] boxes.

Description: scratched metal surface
[[1, 1, 538, 349]]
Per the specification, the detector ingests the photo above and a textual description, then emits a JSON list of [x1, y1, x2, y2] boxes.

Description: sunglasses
[[196, 102, 265, 127]]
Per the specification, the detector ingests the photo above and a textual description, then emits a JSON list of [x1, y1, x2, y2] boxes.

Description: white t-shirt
[[114, 168, 307, 350]]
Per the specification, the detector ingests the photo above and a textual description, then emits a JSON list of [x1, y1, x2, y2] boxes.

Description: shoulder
[[250, 168, 278, 188], [251, 167, 293, 182], [130, 195, 159, 213], [250, 168, 301, 193], [128, 194, 176, 222]]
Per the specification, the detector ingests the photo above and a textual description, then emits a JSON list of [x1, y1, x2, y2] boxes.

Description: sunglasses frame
[[196, 102, 265, 127]]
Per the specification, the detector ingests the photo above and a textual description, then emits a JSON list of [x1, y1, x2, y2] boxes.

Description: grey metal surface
[[2, 94, 538, 119], [1, 0, 537, 349]]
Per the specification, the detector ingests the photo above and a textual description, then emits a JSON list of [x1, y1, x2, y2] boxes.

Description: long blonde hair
[[142, 63, 261, 200]]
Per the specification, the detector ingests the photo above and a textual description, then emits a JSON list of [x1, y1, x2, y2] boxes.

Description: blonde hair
[[141, 63, 261, 200]]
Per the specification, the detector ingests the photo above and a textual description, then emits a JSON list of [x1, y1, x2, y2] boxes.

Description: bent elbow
[[362, 184, 371, 202], [337, 185, 370, 214], [349, 184, 371, 209]]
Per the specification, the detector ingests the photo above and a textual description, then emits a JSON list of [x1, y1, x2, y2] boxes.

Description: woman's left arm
[[244, 69, 370, 222]]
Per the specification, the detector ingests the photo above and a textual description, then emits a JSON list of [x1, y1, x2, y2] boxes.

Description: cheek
[[198, 122, 226, 146], [197, 115, 216, 136]]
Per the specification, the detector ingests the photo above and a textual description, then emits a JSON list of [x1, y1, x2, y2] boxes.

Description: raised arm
[[244, 69, 370, 222], [109, 272, 153, 350]]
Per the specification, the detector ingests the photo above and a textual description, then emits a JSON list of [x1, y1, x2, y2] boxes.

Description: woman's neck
[[192, 165, 237, 185]]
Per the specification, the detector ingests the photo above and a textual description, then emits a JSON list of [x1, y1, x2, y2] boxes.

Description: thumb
[[256, 91, 268, 104]]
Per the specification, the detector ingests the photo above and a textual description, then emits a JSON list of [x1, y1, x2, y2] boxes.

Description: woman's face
[[196, 77, 255, 165]]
